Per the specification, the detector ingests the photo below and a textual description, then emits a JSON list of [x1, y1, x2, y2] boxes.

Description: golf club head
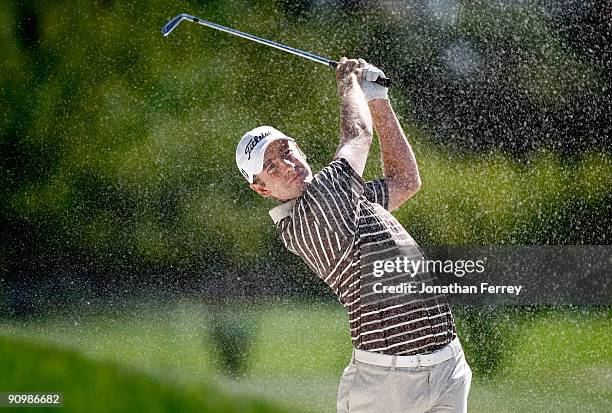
[[161, 13, 194, 37]]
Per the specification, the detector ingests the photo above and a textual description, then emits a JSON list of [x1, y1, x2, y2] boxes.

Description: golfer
[[236, 58, 472, 413]]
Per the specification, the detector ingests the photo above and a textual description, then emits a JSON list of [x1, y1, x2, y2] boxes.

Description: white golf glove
[[360, 63, 388, 101]]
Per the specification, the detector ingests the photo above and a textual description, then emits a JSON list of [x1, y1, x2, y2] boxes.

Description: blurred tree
[[350, 0, 611, 155], [0, 0, 610, 317]]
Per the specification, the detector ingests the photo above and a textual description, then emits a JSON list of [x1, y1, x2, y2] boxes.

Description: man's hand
[[359, 60, 389, 102], [335, 57, 363, 93]]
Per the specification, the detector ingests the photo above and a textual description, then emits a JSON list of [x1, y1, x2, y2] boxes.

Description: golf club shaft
[[162, 14, 391, 88]]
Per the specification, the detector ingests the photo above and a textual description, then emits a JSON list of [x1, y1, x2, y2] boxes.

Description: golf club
[[161, 13, 392, 88]]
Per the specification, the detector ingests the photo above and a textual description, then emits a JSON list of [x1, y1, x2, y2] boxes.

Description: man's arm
[[368, 99, 421, 211], [334, 58, 373, 177], [356, 61, 422, 212]]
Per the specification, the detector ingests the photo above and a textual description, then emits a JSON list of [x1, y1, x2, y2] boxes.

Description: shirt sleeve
[[364, 178, 389, 210], [301, 157, 366, 239]]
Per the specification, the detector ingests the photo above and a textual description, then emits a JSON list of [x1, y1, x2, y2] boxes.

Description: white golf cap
[[236, 126, 294, 183]]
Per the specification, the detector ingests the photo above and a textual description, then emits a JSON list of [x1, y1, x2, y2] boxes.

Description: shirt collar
[[269, 199, 297, 224]]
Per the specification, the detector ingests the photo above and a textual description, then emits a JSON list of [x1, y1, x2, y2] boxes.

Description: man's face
[[250, 140, 312, 202]]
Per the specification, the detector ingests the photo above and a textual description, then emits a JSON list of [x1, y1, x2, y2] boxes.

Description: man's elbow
[[403, 176, 421, 200], [388, 177, 421, 211], [394, 175, 421, 205], [400, 171, 421, 190], [412, 176, 422, 193]]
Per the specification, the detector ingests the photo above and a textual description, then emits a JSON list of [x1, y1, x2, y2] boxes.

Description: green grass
[[1, 301, 610, 412], [0, 335, 292, 413], [474, 309, 612, 412], [249, 302, 352, 377]]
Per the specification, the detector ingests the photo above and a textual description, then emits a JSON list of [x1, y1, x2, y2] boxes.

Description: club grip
[[374, 77, 392, 88], [328, 61, 392, 88]]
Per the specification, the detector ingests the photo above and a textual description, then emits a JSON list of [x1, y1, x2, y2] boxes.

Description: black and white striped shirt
[[269, 158, 456, 355]]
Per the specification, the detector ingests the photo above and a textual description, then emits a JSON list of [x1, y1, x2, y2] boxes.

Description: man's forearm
[[339, 78, 373, 145], [369, 99, 421, 204], [335, 76, 373, 175]]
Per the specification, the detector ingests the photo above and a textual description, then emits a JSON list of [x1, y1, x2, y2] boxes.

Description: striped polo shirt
[[269, 158, 456, 355]]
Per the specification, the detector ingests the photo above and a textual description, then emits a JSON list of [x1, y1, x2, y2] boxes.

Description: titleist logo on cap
[[245, 132, 270, 160]]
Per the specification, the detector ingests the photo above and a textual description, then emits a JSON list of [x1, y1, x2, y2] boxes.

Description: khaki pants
[[337, 345, 472, 413]]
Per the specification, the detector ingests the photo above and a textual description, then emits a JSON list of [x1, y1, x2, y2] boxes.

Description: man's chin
[[288, 181, 308, 199]]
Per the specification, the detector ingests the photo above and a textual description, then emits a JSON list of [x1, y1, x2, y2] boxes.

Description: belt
[[353, 337, 462, 368]]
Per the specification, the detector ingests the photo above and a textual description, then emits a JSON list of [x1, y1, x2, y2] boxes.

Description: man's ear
[[250, 182, 271, 197]]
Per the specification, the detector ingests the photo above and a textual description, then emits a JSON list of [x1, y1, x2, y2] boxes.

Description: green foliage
[[1, 0, 610, 279], [397, 147, 611, 245]]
